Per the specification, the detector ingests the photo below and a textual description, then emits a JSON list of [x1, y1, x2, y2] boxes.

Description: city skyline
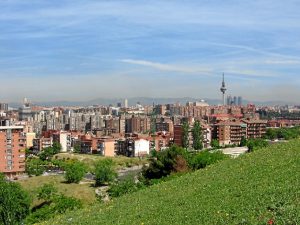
[[1, 0, 300, 102]]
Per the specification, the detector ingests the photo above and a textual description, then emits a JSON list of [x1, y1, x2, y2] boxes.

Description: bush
[[239, 136, 248, 147], [53, 195, 82, 213], [64, 161, 86, 183], [26, 158, 46, 176], [0, 174, 31, 225], [190, 151, 228, 170], [37, 183, 58, 202], [39, 147, 55, 161], [264, 127, 300, 140], [247, 139, 269, 152], [94, 159, 117, 186], [26, 194, 82, 224], [142, 145, 190, 180], [211, 139, 220, 148], [108, 176, 144, 198], [52, 141, 62, 154]]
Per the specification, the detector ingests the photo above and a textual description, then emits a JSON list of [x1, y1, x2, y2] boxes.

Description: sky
[[0, 0, 300, 103]]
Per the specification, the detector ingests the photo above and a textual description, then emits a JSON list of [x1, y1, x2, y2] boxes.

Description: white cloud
[[120, 59, 212, 74], [121, 59, 279, 78], [264, 59, 300, 65]]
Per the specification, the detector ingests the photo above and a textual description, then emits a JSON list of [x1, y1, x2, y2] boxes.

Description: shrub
[[39, 147, 55, 161], [247, 139, 269, 152], [142, 145, 190, 180], [53, 195, 82, 213], [64, 161, 86, 183], [190, 150, 228, 170], [211, 139, 220, 148], [26, 194, 82, 224], [37, 183, 58, 202], [52, 141, 62, 154], [94, 159, 117, 186], [239, 136, 248, 147], [108, 176, 144, 198]]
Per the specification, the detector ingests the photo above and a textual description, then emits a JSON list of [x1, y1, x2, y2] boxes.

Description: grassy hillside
[[46, 140, 300, 225]]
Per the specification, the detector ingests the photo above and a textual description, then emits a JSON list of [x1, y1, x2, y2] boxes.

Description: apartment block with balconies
[[0, 126, 26, 178]]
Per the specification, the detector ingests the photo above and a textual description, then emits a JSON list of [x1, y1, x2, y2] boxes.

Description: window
[[7, 165, 12, 170]]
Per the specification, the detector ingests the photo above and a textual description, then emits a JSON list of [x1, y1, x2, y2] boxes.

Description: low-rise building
[[213, 120, 247, 146], [26, 132, 36, 148], [242, 119, 267, 139], [33, 137, 52, 153]]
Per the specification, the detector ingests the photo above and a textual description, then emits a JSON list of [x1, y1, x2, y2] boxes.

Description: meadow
[[45, 139, 300, 224]]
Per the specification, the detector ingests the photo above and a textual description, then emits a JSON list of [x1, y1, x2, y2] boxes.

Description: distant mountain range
[[7, 97, 298, 108]]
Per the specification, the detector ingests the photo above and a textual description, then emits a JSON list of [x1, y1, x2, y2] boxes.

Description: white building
[[58, 131, 71, 152], [134, 139, 150, 157]]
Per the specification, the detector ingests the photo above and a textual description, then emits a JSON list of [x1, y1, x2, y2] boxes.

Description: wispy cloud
[[120, 59, 211, 74], [121, 59, 279, 78], [264, 59, 300, 65]]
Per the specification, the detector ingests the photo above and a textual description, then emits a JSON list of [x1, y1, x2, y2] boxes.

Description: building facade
[[0, 126, 26, 177]]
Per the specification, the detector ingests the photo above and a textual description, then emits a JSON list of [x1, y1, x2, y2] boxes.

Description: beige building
[[98, 139, 116, 157], [26, 132, 36, 148]]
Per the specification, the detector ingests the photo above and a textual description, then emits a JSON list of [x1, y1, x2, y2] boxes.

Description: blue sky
[[0, 0, 300, 102]]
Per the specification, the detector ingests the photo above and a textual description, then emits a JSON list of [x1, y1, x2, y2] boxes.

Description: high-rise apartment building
[[0, 126, 26, 177], [238, 96, 243, 106], [227, 95, 242, 106], [124, 99, 128, 108], [0, 103, 8, 112], [226, 95, 232, 105]]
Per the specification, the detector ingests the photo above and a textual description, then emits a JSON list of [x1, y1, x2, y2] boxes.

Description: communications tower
[[220, 73, 227, 105]]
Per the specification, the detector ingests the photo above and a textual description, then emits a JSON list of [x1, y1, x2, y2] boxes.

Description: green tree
[[39, 147, 55, 161], [52, 142, 62, 155], [25, 148, 33, 158], [38, 142, 61, 161], [26, 158, 46, 176], [239, 136, 248, 147], [142, 145, 190, 180], [192, 120, 203, 150], [94, 159, 117, 186], [211, 139, 220, 148], [182, 122, 190, 149], [264, 128, 277, 140], [73, 143, 81, 153], [0, 174, 31, 225], [64, 161, 86, 183]]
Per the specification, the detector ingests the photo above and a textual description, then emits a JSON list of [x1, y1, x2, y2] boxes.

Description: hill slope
[[47, 140, 300, 225]]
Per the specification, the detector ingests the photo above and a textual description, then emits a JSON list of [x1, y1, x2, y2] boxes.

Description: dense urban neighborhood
[[1, 96, 300, 178]]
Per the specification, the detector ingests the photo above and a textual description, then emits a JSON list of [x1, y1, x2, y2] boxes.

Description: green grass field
[[54, 153, 148, 170], [18, 175, 96, 207], [18, 154, 147, 209], [45, 139, 300, 225]]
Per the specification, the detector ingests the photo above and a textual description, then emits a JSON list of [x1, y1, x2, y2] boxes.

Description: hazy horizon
[[1, 0, 300, 102]]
